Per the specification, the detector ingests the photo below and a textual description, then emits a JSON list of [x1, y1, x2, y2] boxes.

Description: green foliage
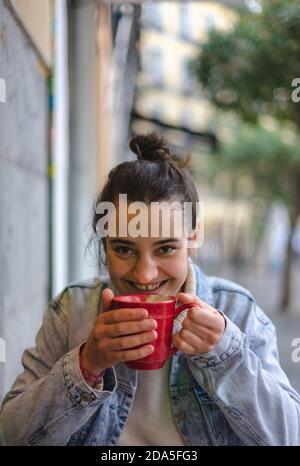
[[213, 125, 300, 208], [191, 0, 300, 126]]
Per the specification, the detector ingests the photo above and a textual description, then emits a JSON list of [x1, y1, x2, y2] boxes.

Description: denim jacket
[[1, 263, 300, 446]]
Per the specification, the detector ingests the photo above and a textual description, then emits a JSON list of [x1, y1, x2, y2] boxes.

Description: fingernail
[[146, 345, 154, 353], [151, 319, 158, 329]]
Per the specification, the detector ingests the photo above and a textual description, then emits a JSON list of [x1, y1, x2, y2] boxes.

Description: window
[[144, 48, 163, 86], [181, 57, 196, 95], [180, 4, 191, 40], [142, 2, 161, 30]]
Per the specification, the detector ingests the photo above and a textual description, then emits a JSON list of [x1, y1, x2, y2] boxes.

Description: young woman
[[1, 133, 300, 446]]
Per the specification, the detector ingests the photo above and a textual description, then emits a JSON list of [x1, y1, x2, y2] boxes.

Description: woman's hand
[[81, 288, 157, 374], [172, 292, 226, 356]]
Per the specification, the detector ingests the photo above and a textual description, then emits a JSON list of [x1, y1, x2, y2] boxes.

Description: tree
[[215, 126, 300, 309], [191, 0, 300, 309]]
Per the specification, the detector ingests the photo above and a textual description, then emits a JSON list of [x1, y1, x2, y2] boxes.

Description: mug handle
[[168, 302, 201, 357]]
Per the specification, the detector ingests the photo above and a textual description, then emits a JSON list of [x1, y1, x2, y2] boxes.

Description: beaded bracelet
[[79, 348, 105, 383]]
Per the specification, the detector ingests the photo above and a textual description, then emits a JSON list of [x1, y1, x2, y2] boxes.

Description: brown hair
[[90, 132, 199, 270]]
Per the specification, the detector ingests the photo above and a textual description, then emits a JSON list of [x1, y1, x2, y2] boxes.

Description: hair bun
[[129, 132, 172, 162]]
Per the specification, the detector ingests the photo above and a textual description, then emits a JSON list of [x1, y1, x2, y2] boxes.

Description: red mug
[[111, 294, 199, 370]]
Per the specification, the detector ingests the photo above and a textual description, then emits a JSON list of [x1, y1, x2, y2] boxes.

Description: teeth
[[132, 282, 163, 291]]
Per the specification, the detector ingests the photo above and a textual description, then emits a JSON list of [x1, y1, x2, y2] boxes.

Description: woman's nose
[[132, 257, 158, 284]]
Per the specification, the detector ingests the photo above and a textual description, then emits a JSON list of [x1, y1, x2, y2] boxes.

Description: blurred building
[[132, 1, 236, 151]]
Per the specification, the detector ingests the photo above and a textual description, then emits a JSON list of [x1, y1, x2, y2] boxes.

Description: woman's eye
[[159, 246, 175, 254], [115, 246, 135, 255]]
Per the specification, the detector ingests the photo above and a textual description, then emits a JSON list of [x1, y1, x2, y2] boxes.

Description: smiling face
[[104, 201, 199, 296]]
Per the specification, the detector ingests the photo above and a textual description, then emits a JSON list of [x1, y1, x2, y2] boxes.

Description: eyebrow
[[108, 238, 181, 246]]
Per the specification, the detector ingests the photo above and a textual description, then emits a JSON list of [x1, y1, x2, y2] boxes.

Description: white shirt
[[117, 261, 196, 446]]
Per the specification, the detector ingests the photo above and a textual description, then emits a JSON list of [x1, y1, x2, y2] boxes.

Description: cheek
[[164, 253, 188, 279], [107, 253, 130, 278]]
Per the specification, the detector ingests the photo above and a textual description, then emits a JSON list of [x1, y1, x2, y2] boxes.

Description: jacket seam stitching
[[209, 396, 267, 446], [212, 288, 255, 303]]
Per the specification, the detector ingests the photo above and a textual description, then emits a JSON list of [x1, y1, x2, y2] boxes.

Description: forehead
[[96, 194, 198, 245], [113, 200, 188, 239]]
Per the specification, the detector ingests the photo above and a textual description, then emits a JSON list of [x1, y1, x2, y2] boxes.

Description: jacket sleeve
[[0, 298, 117, 446], [187, 299, 300, 446]]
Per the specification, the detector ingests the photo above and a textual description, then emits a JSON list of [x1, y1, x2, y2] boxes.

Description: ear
[[187, 220, 202, 257]]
